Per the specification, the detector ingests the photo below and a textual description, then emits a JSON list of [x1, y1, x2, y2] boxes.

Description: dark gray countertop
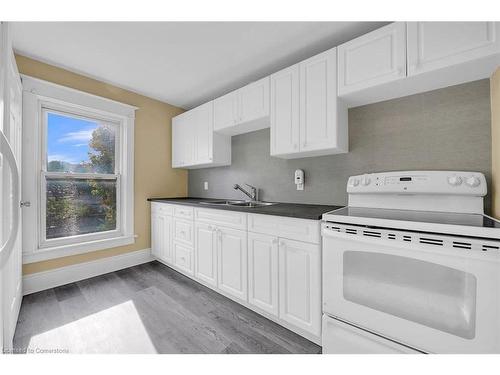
[[148, 197, 343, 220]]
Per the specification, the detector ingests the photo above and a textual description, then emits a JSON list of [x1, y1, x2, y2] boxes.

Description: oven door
[[322, 225, 500, 353]]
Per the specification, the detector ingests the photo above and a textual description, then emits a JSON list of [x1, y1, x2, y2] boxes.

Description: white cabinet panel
[[217, 227, 248, 302], [194, 222, 218, 287], [173, 218, 194, 246], [247, 214, 320, 244], [173, 241, 194, 276], [194, 101, 213, 164], [407, 22, 500, 76], [299, 48, 341, 154], [248, 232, 279, 316], [239, 76, 270, 124], [214, 91, 238, 132], [270, 64, 300, 156], [172, 111, 194, 168], [151, 211, 173, 264], [279, 239, 321, 336], [174, 205, 194, 220], [338, 22, 407, 95], [194, 208, 247, 230]]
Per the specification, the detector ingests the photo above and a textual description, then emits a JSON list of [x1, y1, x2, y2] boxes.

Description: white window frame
[[22, 75, 137, 263]]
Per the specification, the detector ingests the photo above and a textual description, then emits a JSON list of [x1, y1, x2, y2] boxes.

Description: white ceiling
[[12, 22, 388, 109]]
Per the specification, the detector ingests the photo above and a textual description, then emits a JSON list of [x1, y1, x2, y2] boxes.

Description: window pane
[[46, 112, 116, 174], [46, 178, 117, 239]]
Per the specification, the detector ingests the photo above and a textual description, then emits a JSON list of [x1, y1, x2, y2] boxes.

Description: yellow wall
[[492, 67, 500, 219], [16, 54, 188, 275]]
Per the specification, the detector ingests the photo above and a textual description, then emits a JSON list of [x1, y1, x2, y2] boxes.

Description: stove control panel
[[347, 171, 487, 196]]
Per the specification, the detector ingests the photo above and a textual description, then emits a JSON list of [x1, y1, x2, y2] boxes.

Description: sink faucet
[[233, 183, 258, 201]]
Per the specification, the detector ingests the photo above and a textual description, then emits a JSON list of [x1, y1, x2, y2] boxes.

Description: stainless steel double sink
[[199, 200, 275, 208]]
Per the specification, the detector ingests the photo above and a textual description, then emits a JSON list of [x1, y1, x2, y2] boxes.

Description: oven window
[[343, 251, 477, 339]]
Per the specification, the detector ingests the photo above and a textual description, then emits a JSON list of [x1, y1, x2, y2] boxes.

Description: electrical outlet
[[204, 181, 209, 190]]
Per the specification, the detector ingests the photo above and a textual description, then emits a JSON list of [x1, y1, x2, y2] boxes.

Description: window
[[42, 110, 119, 244], [22, 76, 136, 262]]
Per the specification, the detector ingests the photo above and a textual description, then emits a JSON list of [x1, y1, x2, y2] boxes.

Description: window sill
[[23, 235, 136, 264]]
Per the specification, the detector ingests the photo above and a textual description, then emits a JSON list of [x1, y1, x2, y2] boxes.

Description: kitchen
[[1, 3, 500, 369]]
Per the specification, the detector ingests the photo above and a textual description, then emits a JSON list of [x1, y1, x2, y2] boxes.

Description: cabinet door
[[193, 102, 213, 164], [279, 238, 321, 336], [407, 22, 500, 76], [270, 64, 300, 155], [214, 91, 238, 132], [194, 222, 217, 287], [299, 48, 338, 153], [217, 227, 248, 302], [172, 112, 194, 168], [239, 77, 270, 124], [247, 232, 279, 316], [151, 212, 173, 264], [338, 22, 406, 95]]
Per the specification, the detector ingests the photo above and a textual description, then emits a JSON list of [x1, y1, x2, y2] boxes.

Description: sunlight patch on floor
[[26, 300, 157, 354]]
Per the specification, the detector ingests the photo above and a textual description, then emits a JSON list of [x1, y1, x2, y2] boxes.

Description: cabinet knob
[[302, 142, 307, 148], [293, 144, 298, 150]]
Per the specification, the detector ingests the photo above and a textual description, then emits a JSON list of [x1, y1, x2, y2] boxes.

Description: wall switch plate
[[204, 181, 209, 190]]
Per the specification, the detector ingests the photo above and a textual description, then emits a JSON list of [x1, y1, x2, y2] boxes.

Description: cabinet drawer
[[151, 202, 173, 216], [194, 208, 247, 230], [173, 218, 194, 246], [173, 242, 194, 276], [247, 214, 320, 244], [174, 205, 194, 220]]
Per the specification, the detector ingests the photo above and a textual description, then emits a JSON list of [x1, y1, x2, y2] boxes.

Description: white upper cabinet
[[270, 64, 300, 155], [338, 22, 407, 96], [214, 91, 238, 132], [172, 110, 194, 168], [172, 102, 231, 169], [271, 48, 348, 159], [239, 77, 270, 124], [214, 77, 270, 136], [407, 22, 500, 76]]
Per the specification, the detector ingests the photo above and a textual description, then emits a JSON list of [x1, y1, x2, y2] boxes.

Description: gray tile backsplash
[[188, 79, 492, 213]]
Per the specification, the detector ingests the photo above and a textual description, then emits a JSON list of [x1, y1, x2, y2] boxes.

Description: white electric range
[[321, 171, 500, 354]]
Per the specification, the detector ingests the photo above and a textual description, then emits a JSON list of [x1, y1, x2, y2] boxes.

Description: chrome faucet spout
[[233, 183, 258, 201]]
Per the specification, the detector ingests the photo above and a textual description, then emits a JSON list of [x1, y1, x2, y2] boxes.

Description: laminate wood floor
[[13, 261, 321, 354]]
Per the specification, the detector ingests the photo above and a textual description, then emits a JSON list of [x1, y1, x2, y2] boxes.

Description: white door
[[407, 22, 500, 76], [151, 212, 173, 264], [338, 22, 407, 95], [279, 238, 321, 336], [213, 92, 238, 133], [217, 227, 247, 302], [247, 232, 278, 316], [239, 77, 270, 124], [194, 222, 217, 287], [193, 102, 213, 164], [299, 48, 338, 153], [270, 64, 299, 156], [322, 227, 500, 353], [0, 22, 22, 352]]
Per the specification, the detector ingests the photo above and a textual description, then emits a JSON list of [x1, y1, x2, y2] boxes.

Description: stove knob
[[361, 176, 371, 186], [349, 178, 360, 187], [447, 176, 462, 186], [465, 176, 481, 187]]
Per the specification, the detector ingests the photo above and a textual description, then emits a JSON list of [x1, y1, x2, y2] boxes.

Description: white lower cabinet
[[248, 232, 279, 317], [279, 238, 321, 337], [217, 227, 248, 302], [194, 222, 218, 287], [151, 210, 173, 264], [152, 203, 322, 343]]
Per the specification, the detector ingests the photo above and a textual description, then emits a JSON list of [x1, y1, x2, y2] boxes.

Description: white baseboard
[[23, 248, 153, 295]]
